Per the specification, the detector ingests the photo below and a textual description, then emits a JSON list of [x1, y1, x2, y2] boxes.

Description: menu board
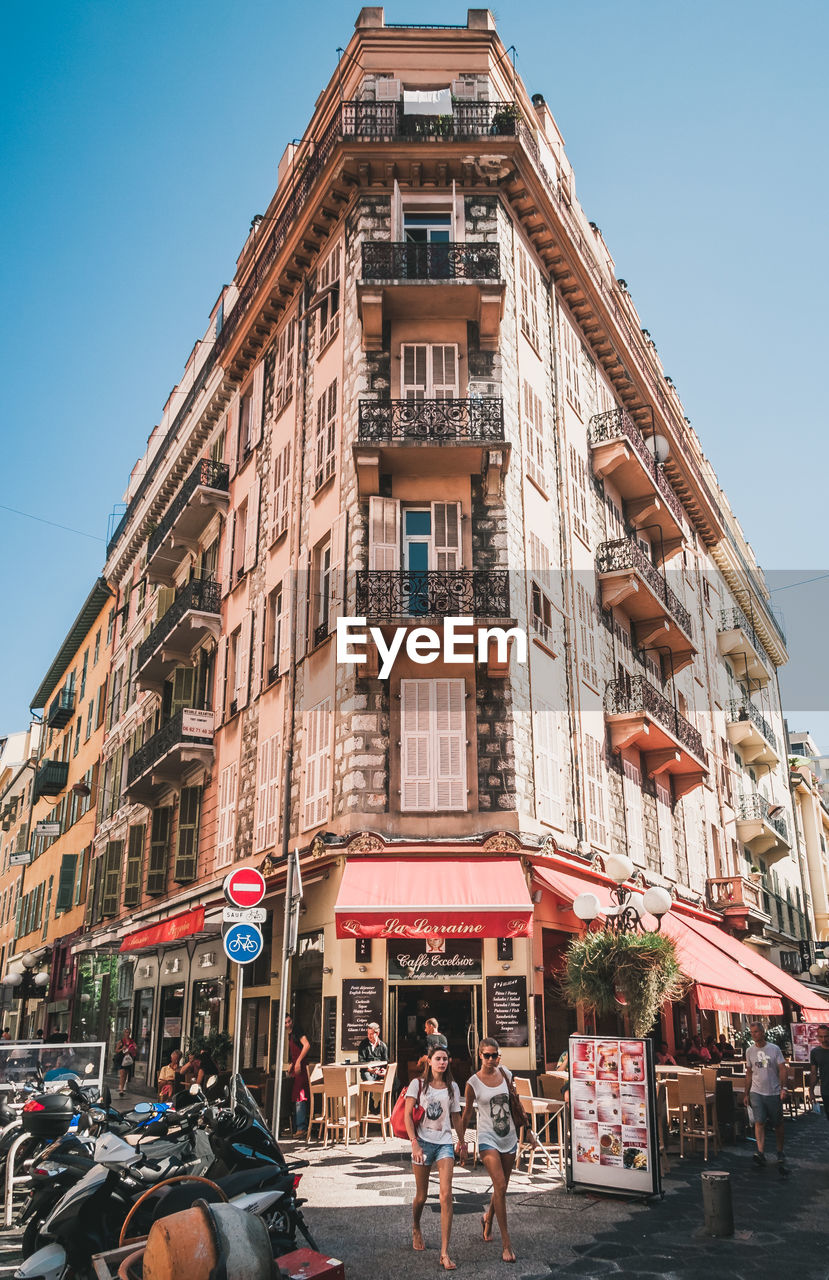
[[485, 975, 529, 1047], [568, 1035, 660, 1197], [322, 996, 337, 1064], [791, 1022, 825, 1063], [340, 979, 383, 1052]]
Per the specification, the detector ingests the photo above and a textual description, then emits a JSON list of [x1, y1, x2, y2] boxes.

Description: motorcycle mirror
[[84, 1062, 95, 1075], [206, 1075, 218, 1088], [134, 1102, 153, 1114], [189, 1083, 201, 1095]]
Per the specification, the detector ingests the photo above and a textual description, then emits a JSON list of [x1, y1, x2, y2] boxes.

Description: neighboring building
[[790, 749, 829, 943], [789, 730, 829, 807], [0, 723, 42, 1036]]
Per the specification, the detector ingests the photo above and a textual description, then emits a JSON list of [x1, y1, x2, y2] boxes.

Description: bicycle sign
[[223, 922, 264, 965]]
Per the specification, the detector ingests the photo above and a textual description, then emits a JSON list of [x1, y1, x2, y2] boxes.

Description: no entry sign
[[223, 867, 267, 910]]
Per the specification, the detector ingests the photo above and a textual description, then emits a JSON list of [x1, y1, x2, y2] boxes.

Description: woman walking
[[285, 1015, 311, 1140], [113, 1027, 137, 1098], [460, 1038, 517, 1264], [405, 1043, 466, 1270]]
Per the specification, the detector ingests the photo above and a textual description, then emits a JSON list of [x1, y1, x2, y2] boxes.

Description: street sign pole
[[231, 959, 244, 1110], [272, 847, 303, 1139]]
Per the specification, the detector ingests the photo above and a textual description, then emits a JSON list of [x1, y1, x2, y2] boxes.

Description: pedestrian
[[460, 1038, 517, 1264], [284, 1015, 311, 1140], [0, 1028, 10, 1041], [424, 1017, 448, 1053], [744, 1021, 788, 1175], [405, 1042, 466, 1271], [113, 1027, 137, 1097], [808, 1023, 829, 1118]]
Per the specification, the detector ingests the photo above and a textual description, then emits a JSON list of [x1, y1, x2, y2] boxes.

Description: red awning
[[335, 858, 533, 939], [661, 912, 783, 1016], [679, 913, 829, 1019], [120, 907, 205, 952], [532, 864, 604, 910]]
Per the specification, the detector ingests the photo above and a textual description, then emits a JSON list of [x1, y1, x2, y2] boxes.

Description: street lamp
[[573, 860, 674, 935]]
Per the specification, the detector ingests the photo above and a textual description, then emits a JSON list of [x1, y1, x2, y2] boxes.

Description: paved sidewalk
[[285, 1112, 829, 1280]]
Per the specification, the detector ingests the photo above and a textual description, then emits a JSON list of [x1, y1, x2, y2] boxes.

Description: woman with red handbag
[[460, 1038, 519, 1264], [404, 1044, 466, 1271]]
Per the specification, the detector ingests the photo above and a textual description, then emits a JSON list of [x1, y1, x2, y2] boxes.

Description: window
[[147, 807, 172, 896], [275, 318, 296, 415], [560, 312, 582, 417], [106, 610, 115, 646], [584, 734, 607, 846], [569, 445, 590, 544], [255, 735, 281, 853], [174, 787, 201, 883], [400, 679, 467, 812], [94, 630, 101, 666], [233, 498, 248, 582], [534, 701, 561, 826], [403, 211, 451, 243], [100, 841, 123, 917], [266, 585, 283, 684], [314, 379, 337, 491], [271, 442, 291, 541], [80, 651, 88, 700], [85, 700, 93, 742], [73, 717, 81, 757], [303, 700, 331, 830], [312, 538, 332, 646], [56, 855, 77, 914], [317, 246, 340, 352], [517, 244, 539, 350], [622, 757, 645, 864], [216, 762, 239, 868], [401, 344, 458, 399], [107, 667, 123, 731], [531, 583, 554, 647], [123, 824, 145, 908], [522, 380, 546, 490], [576, 581, 598, 688]]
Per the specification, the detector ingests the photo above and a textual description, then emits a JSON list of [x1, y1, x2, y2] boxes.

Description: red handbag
[[391, 1079, 423, 1139]]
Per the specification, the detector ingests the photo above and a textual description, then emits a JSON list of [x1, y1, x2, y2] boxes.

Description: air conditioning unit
[[452, 79, 476, 99], [375, 78, 401, 102]]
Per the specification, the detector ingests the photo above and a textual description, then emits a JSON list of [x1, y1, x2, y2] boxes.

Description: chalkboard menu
[[322, 996, 337, 1064], [341, 979, 384, 1052], [485, 975, 529, 1047], [533, 994, 545, 1070]]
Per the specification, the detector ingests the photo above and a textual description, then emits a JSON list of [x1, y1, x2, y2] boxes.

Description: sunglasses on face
[[481, 1052, 500, 1059]]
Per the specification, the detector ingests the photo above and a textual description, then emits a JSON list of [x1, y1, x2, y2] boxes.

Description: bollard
[[701, 1170, 734, 1237]]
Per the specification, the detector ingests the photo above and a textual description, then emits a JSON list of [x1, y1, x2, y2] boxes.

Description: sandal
[[481, 1215, 493, 1242], [439, 1257, 456, 1271]]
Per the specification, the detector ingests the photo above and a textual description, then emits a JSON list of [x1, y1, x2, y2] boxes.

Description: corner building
[[91, 7, 824, 1096]]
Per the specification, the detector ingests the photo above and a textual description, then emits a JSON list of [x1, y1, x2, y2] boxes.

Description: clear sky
[[1, 1, 827, 743]]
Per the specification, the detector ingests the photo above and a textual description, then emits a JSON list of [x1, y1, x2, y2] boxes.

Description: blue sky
[[1, 1, 827, 742]]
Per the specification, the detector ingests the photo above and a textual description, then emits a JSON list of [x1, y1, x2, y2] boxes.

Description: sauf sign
[[336, 616, 528, 680]]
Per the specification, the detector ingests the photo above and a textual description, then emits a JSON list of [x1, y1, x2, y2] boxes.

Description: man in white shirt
[[744, 1021, 788, 1174]]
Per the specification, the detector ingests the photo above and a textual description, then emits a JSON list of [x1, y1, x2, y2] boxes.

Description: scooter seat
[[217, 1166, 290, 1198]]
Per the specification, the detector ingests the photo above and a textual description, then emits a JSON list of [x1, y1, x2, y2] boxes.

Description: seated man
[[357, 1022, 388, 1082], [656, 1041, 677, 1066]]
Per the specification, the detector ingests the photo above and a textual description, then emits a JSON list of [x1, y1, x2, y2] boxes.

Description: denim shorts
[[417, 1140, 456, 1166], [479, 1141, 518, 1156], [750, 1091, 783, 1126]]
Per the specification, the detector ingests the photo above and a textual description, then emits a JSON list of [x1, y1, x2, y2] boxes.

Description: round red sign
[[223, 867, 267, 909]]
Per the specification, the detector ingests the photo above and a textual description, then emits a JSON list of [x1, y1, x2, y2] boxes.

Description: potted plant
[[561, 928, 687, 1037], [491, 103, 520, 136], [749, 865, 762, 883]]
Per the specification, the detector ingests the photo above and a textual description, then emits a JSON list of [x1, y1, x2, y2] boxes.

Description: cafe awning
[[120, 906, 205, 952], [661, 912, 783, 1017], [334, 857, 533, 939]]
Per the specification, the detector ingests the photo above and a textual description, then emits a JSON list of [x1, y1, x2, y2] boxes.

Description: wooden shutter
[[236, 610, 252, 711], [328, 513, 347, 626], [216, 764, 236, 869], [222, 510, 236, 596], [226, 392, 240, 477], [431, 346, 458, 399], [250, 360, 265, 448], [278, 576, 293, 676], [302, 700, 331, 830], [174, 786, 201, 883], [368, 497, 400, 570], [391, 178, 403, 240], [434, 679, 466, 810], [214, 637, 227, 727], [271, 442, 291, 544], [244, 478, 261, 572], [401, 345, 428, 399], [252, 597, 265, 696], [265, 736, 280, 850], [431, 502, 461, 570], [123, 824, 145, 908], [100, 840, 123, 917], [56, 854, 78, 913], [400, 680, 433, 812], [295, 552, 309, 658], [584, 736, 607, 846], [254, 736, 271, 854], [534, 703, 560, 825], [622, 758, 644, 862], [147, 808, 172, 896]]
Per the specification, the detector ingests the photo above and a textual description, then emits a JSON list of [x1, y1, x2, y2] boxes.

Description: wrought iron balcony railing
[[34, 759, 69, 800], [596, 538, 693, 638], [587, 408, 683, 526], [127, 708, 214, 786], [357, 397, 504, 444], [362, 241, 501, 281], [604, 675, 706, 762], [138, 577, 222, 671], [147, 459, 229, 562], [341, 99, 519, 141], [46, 689, 75, 730], [355, 569, 510, 621], [726, 700, 777, 754], [718, 606, 771, 668], [737, 793, 789, 842]]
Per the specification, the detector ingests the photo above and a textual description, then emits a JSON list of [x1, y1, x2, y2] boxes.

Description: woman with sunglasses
[[460, 1038, 517, 1264], [405, 1043, 466, 1270]]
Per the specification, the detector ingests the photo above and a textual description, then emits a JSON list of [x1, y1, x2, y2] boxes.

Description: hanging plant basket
[[561, 928, 688, 1038]]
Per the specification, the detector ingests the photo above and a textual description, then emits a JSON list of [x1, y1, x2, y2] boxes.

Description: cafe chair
[[677, 1071, 720, 1161], [322, 1065, 361, 1148], [359, 1061, 397, 1140], [307, 1063, 326, 1143], [784, 1063, 807, 1118], [514, 1077, 555, 1175], [701, 1066, 719, 1095], [538, 1073, 568, 1102]]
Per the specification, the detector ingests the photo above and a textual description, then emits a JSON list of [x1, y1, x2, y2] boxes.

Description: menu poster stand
[[566, 1035, 662, 1200], [791, 1022, 824, 1064]]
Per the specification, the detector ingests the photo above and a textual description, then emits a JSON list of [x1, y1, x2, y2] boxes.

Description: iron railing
[[34, 760, 69, 800], [604, 675, 706, 763], [358, 397, 504, 444], [737, 793, 789, 842], [596, 538, 693, 639], [46, 689, 75, 730], [587, 408, 683, 526], [718, 606, 771, 669], [341, 99, 519, 140], [137, 577, 221, 671], [355, 569, 510, 620], [362, 241, 501, 281], [147, 459, 229, 562], [127, 708, 214, 787], [726, 700, 777, 754]]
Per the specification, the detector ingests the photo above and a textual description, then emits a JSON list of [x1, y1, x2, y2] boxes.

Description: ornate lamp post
[[573, 854, 674, 934]]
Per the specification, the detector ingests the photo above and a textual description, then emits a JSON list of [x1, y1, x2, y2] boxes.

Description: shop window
[[191, 978, 222, 1044], [147, 807, 172, 897], [123, 825, 145, 908], [174, 787, 201, 884], [400, 678, 467, 812], [242, 997, 270, 1071]]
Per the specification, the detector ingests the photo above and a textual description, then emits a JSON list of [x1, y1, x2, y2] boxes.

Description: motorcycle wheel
[[22, 1217, 42, 1260]]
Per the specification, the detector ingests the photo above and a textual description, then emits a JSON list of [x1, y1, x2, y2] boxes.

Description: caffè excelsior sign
[[337, 616, 528, 680]]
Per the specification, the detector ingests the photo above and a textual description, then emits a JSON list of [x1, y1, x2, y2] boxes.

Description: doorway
[[392, 984, 482, 1089]]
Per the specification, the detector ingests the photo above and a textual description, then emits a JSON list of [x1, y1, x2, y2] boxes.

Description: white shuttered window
[[401, 344, 458, 399], [303, 699, 332, 830], [401, 679, 467, 812], [584, 734, 607, 847], [522, 380, 546, 490], [254, 735, 281, 853], [216, 762, 238, 868], [622, 757, 645, 865], [534, 700, 561, 826]]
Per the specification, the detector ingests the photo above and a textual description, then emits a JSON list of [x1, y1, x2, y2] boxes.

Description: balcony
[[358, 241, 504, 352], [125, 707, 214, 803], [146, 459, 229, 586], [596, 538, 696, 673], [725, 699, 779, 767], [353, 398, 509, 496], [604, 675, 707, 798], [356, 569, 510, 622], [736, 794, 791, 863], [46, 689, 75, 730], [33, 760, 69, 801], [706, 875, 771, 936], [717, 606, 772, 687], [137, 578, 222, 693], [588, 410, 684, 558]]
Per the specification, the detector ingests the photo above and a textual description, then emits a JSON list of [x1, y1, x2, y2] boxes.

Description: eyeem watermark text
[[336, 616, 528, 679]]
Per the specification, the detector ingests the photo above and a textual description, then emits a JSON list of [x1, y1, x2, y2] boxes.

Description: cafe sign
[[388, 941, 482, 982]]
